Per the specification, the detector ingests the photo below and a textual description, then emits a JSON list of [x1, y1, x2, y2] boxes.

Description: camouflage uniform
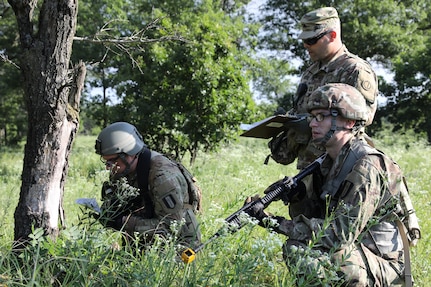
[[270, 7, 378, 170], [102, 151, 201, 248], [277, 136, 406, 286], [292, 45, 378, 169]]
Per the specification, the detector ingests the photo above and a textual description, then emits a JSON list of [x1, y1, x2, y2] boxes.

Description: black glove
[[243, 195, 268, 223], [264, 177, 306, 205], [274, 106, 286, 115]]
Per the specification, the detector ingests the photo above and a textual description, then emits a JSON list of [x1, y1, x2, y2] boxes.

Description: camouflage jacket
[[106, 151, 201, 247], [283, 137, 404, 257], [287, 46, 378, 169], [295, 45, 378, 122]]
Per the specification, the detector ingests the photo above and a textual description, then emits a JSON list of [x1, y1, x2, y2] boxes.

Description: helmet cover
[[306, 83, 368, 121]]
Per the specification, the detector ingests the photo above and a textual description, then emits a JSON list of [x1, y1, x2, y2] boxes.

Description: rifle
[[181, 153, 326, 263]]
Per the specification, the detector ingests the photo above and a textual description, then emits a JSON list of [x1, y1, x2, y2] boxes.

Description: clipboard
[[240, 115, 305, 139]]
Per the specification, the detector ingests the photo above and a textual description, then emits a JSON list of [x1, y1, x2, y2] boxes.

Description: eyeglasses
[[303, 30, 332, 46], [101, 155, 120, 167], [307, 113, 332, 123]]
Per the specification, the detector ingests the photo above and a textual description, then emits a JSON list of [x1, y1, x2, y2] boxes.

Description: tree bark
[[8, 0, 85, 244]]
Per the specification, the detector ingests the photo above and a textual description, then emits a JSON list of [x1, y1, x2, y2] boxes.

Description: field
[[0, 133, 429, 286]]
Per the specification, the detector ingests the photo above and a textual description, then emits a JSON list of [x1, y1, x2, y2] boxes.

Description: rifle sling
[[136, 148, 155, 218], [396, 219, 413, 287]]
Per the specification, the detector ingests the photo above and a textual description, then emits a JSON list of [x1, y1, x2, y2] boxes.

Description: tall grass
[[0, 133, 429, 286]]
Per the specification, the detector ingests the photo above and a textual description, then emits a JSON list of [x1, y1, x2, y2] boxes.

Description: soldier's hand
[[274, 106, 286, 115], [264, 177, 306, 205], [101, 181, 116, 199], [264, 177, 292, 204]]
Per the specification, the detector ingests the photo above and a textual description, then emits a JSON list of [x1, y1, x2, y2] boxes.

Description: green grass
[[0, 133, 429, 286]]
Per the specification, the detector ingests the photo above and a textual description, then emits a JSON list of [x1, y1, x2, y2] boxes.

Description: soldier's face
[[309, 109, 356, 147], [308, 109, 332, 140], [102, 154, 136, 176], [303, 32, 333, 62]]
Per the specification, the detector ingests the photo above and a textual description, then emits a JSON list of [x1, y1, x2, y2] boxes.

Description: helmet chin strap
[[111, 153, 139, 180]]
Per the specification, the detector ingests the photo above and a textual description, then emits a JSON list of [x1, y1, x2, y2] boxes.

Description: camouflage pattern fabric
[[298, 7, 339, 39], [280, 137, 408, 286], [296, 46, 377, 122], [272, 46, 378, 169], [103, 151, 201, 248]]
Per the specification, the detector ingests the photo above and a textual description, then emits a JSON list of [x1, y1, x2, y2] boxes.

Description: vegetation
[[73, 0, 262, 164], [0, 132, 429, 286], [3, 0, 431, 149]]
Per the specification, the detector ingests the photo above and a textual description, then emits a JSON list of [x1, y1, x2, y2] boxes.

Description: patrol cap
[[299, 7, 339, 40], [307, 83, 368, 122]]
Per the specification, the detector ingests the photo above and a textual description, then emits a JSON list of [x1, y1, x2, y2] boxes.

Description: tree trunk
[[8, 0, 85, 244]]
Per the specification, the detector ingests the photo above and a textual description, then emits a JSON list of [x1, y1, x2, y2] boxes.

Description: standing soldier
[[95, 122, 201, 249], [269, 7, 378, 170]]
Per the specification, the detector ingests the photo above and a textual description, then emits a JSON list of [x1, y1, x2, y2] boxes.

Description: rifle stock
[[181, 153, 327, 263]]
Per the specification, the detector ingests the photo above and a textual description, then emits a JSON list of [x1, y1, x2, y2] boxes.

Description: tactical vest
[[321, 142, 421, 246], [175, 161, 202, 213], [136, 148, 202, 216]]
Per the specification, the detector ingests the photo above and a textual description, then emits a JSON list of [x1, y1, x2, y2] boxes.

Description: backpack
[[137, 149, 202, 215], [175, 161, 203, 214], [380, 155, 421, 246]]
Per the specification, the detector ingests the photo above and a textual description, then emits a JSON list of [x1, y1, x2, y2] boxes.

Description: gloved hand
[[264, 177, 306, 205], [274, 106, 286, 115], [243, 195, 269, 223]]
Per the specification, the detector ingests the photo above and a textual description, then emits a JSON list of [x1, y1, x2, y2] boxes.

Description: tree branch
[[73, 17, 189, 45], [0, 51, 20, 69], [73, 17, 189, 73]]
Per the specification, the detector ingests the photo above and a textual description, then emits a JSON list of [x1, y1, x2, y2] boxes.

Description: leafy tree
[[71, 0, 134, 128], [382, 13, 431, 142], [81, 0, 260, 164]]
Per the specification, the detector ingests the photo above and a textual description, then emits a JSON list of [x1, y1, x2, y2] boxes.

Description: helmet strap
[[110, 153, 138, 180]]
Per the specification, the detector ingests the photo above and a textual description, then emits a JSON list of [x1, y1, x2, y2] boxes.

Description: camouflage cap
[[299, 7, 339, 40], [307, 83, 368, 121]]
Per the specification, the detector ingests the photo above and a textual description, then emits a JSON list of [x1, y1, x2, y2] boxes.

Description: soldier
[[95, 122, 201, 249], [269, 7, 378, 170], [249, 84, 420, 286]]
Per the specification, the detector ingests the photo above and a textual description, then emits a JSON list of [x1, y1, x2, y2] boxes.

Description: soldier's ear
[[328, 31, 337, 41], [345, 119, 356, 129]]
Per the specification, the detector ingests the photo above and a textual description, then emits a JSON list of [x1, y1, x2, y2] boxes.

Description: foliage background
[[2, 0, 431, 150], [0, 132, 429, 286]]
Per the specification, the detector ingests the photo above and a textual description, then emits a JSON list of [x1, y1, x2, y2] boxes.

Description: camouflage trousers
[[282, 240, 405, 287]]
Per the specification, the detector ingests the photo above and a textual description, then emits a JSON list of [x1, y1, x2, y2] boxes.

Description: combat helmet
[[307, 83, 368, 122], [95, 122, 145, 156]]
